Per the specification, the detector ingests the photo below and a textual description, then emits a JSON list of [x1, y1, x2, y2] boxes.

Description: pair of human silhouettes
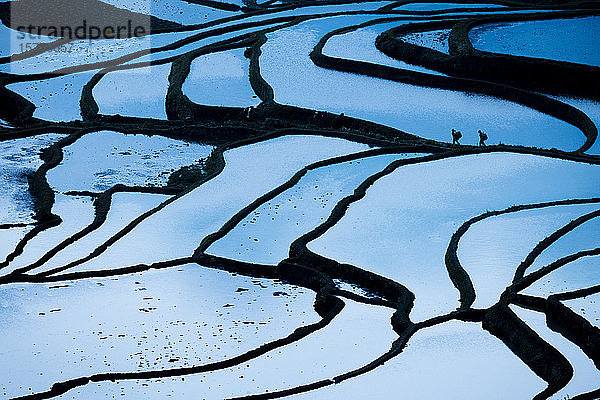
[[452, 129, 487, 146]]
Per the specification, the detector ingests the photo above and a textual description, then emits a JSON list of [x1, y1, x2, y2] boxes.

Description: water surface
[[261, 17, 584, 150], [47, 130, 214, 192], [309, 153, 600, 320], [182, 49, 260, 107], [0, 133, 66, 225], [470, 16, 600, 67], [54, 135, 369, 275], [0, 264, 317, 398]]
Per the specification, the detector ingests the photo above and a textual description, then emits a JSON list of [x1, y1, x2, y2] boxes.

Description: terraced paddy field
[[0, 0, 599, 399]]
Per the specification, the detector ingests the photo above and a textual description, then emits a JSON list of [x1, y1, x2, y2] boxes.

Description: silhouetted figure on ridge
[[478, 130, 488, 146], [452, 129, 462, 145]]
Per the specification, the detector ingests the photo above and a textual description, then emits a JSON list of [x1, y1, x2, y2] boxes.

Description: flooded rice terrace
[[0, 0, 599, 398]]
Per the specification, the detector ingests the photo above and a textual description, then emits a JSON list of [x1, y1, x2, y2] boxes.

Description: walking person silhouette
[[452, 129, 462, 145], [478, 130, 488, 146]]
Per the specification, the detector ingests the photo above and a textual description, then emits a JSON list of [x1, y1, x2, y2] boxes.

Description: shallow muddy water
[[50, 298, 396, 399], [47, 130, 213, 192], [564, 294, 600, 329], [2, 28, 201, 76], [0, 133, 66, 225], [6, 72, 96, 122], [0, 194, 94, 275], [98, 0, 236, 25], [400, 28, 450, 54], [0, 225, 32, 262], [0, 263, 318, 398], [523, 256, 600, 300], [0, 22, 57, 59], [2, 36, 154, 75]]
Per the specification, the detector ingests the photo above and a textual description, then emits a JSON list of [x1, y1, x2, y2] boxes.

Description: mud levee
[[483, 303, 573, 400], [374, 11, 600, 99], [311, 17, 597, 153], [546, 296, 600, 370]]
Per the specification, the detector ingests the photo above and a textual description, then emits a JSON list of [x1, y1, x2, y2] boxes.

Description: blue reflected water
[[183, 48, 260, 107], [309, 153, 600, 321], [470, 16, 600, 67], [262, 16, 584, 150]]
